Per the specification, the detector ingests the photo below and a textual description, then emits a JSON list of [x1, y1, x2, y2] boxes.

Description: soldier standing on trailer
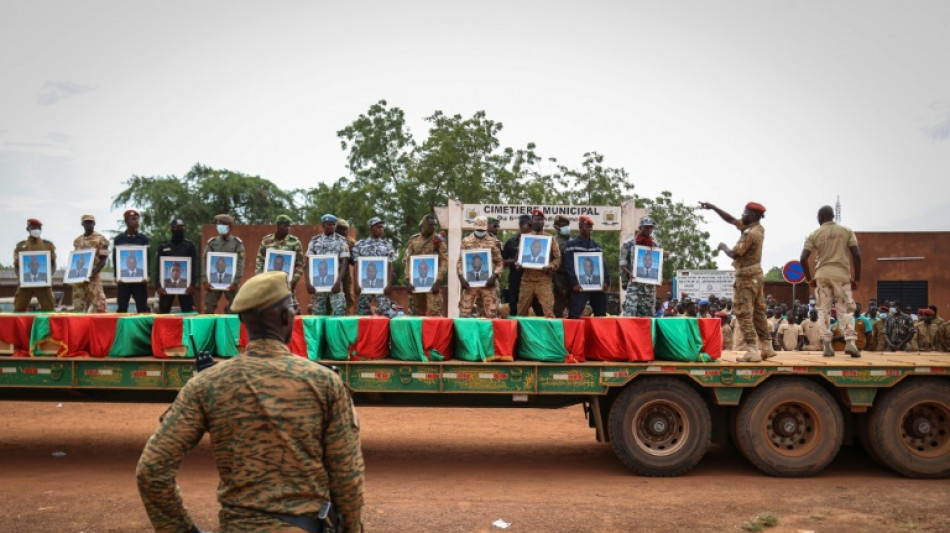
[[458, 216, 503, 318], [552, 214, 572, 317], [202, 214, 245, 313], [800, 205, 862, 358], [71, 215, 110, 313], [404, 214, 448, 316], [699, 201, 775, 362], [13, 218, 57, 312], [620, 217, 660, 317]]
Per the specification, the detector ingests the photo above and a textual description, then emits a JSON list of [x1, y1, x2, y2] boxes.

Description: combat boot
[[845, 340, 861, 358], [822, 341, 835, 357], [759, 339, 777, 359], [737, 346, 762, 362]]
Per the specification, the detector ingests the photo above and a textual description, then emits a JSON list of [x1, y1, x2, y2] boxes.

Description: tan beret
[[81, 214, 95, 223], [336, 218, 349, 229], [215, 214, 235, 225], [230, 272, 291, 313]]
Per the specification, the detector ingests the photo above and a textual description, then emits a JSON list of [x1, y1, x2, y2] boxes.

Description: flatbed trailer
[[1, 351, 948, 479]]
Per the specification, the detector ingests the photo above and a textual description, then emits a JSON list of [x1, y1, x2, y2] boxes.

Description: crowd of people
[[11, 202, 949, 359]]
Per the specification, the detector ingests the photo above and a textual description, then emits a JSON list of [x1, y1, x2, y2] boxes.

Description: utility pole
[[835, 196, 842, 223]]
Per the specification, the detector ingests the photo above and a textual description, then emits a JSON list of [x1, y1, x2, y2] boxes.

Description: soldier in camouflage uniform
[[13, 218, 57, 312], [621, 216, 660, 317], [404, 214, 448, 316], [700, 201, 774, 362], [353, 217, 396, 317], [71, 215, 110, 313], [936, 316, 950, 352], [458, 216, 503, 318], [884, 304, 916, 351], [552, 214, 572, 318], [336, 218, 356, 314], [202, 214, 245, 314], [306, 214, 350, 316], [256, 214, 305, 293], [137, 272, 364, 533], [915, 308, 940, 351], [516, 210, 561, 317]]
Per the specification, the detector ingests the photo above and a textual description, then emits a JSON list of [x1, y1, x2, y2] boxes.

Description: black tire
[[865, 379, 950, 479], [608, 378, 712, 477], [733, 378, 844, 477], [855, 414, 884, 466]]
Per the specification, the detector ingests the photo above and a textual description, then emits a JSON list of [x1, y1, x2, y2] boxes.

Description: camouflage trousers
[[409, 290, 443, 316], [623, 282, 656, 317], [14, 287, 55, 312], [734, 274, 770, 346], [72, 278, 106, 313], [357, 294, 394, 317], [205, 289, 237, 314], [313, 291, 346, 316], [460, 287, 498, 318], [341, 269, 355, 313], [816, 278, 856, 342], [518, 278, 553, 317]]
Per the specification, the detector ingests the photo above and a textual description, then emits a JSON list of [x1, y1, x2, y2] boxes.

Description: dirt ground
[[0, 401, 948, 533]]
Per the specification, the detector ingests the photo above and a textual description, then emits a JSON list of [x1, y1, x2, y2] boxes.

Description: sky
[[2, 0, 948, 273]]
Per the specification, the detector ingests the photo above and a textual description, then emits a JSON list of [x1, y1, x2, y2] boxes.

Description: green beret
[[487, 217, 500, 224], [230, 272, 291, 313], [276, 214, 293, 225]]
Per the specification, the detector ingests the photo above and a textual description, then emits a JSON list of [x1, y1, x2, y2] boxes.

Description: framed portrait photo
[[207, 252, 237, 291], [518, 234, 552, 270], [116, 245, 148, 283], [309, 254, 338, 293], [574, 252, 604, 292], [410, 254, 438, 293], [159, 257, 191, 295], [264, 249, 296, 279], [461, 248, 492, 288], [18, 251, 52, 288], [633, 246, 662, 285], [357, 257, 388, 295], [64, 249, 95, 284]]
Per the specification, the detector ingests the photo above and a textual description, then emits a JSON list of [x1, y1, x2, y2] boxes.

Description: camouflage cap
[[368, 217, 383, 227], [639, 216, 655, 227], [473, 216, 488, 229], [336, 218, 350, 229], [81, 214, 95, 223], [230, 272, 291, 313]]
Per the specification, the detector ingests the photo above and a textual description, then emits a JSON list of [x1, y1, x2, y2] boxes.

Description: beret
[[27, 218, 43, 227], [321, 214, 338, 223], [230, 272, 291, 313], [920, 308, 934, 316], [554, 214, 569, 224], [215, 214, 235, 225], [276, 214, 293, 224], [123, 209, 139, 219], [879, 305, 890, 311], [336, 218, 349, 229], [579, 215, 594, 226], [530, 209, 545, 218], [745, 202, 766, 214]]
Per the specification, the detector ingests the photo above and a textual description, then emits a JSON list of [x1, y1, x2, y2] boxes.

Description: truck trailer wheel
[[608, 378, 711, 477], [865, 379, 950, 479], [733, 378, 843, 477]]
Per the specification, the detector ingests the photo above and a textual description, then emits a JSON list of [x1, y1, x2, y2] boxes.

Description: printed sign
[[674, 270, 735, 300], [462, 204, 621, 230]]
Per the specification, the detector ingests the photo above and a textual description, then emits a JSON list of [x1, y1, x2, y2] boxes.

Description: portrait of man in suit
[[579, 257, 601, 286], [636, 248, 660, 282], [210, 256, 233, 285], [270, 254, 288, 274], [311, 258, 336, 289], [412, 258, 435, 289], [522, 238, 546, 264], [122, 252, 145, 280], [25, 255, 48, 283], [164, 262, 188, 289], [68, 252, 91, 280], [361, 260, 384, 290], [465, 253, 490, 283]]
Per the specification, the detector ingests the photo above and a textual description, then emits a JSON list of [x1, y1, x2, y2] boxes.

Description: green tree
[[637, 191, 717, 280], [112, 163, 297, 247], [764, 266, 784, 281]]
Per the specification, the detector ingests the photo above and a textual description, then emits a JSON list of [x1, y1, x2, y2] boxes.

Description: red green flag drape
[[585, 317, 655, 362], [654, 318, 713, 362], [390, 317, 454, 362]]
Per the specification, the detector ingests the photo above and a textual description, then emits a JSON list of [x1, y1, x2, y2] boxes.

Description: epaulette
[[15, 240, 27, 248], [433, 234, 443, 244], [232, 236, 242, 242], [408, 232, 421, 239]]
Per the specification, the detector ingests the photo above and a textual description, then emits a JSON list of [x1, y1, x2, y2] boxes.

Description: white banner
[[461, 204, 622, 230], [674, 270, 735, 300]]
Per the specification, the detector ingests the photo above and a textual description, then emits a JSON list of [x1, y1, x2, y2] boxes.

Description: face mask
[[217, 224, 229, 235], [474, 230, 487, 238], [171, 229, 185, 242], [559, 226, 570, 236], [29, 229, 41, 238], [890, 308, 897, 314]]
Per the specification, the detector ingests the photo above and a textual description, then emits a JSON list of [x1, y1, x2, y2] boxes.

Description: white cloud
[[921, 101, 950, 141], [35, 80, 97, 106]]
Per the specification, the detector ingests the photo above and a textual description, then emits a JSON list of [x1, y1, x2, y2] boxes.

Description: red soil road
[[0, 401, 948, 532]]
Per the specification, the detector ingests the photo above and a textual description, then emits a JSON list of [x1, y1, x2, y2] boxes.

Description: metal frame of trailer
[[1, 351, 948, 480]]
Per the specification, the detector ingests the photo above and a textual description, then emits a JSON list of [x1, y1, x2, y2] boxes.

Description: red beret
[[26, 218, 42, 227], [715, 311, 729, 318], [531, 209, 545, 218], [879, 305, 889, 311], [745, 202, 766, 214], [123, 209, 140, 219], [579, 215, 594, 226], [920, 308, 934, 316]]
